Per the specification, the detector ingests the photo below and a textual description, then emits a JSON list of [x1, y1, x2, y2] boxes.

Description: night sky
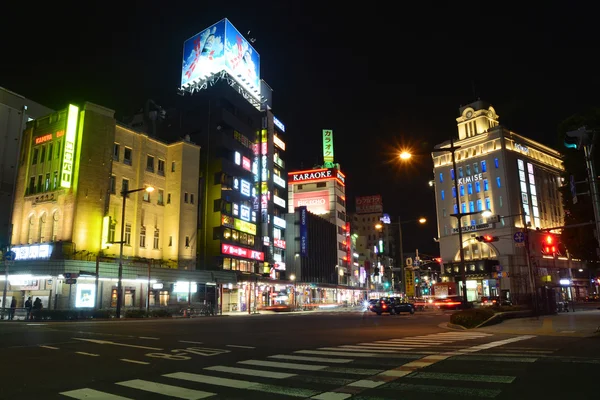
[[3, 2, 598, 255]]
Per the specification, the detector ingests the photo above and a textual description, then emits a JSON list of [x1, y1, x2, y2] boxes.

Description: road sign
[[4, 251, 15, 261], [64, 273, 79, 279], [65, 278, 77, 285], [513, 231, 525, 243]]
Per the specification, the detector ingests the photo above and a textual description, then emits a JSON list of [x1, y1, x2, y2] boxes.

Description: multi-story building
[[432, 99, 574, 305], [4, 102, 230, 312], [287, 165, 349, 284], [0, 87, 53, 250]]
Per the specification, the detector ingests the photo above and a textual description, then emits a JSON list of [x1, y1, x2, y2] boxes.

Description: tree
[[557, 107, 600, 269]]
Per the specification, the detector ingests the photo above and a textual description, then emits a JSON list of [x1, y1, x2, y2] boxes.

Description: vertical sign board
[[322, 129, 334, 164], [60, 104, 79, 188], [300, 206, 308, 257], [405, 269, 415, 297]]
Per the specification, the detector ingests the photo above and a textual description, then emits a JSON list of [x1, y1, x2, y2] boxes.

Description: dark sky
[[2, 2, 599, 255]]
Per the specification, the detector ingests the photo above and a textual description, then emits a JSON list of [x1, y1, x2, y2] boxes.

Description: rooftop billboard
[[356, 195, 383, 214], [181, 19, 260, 99]]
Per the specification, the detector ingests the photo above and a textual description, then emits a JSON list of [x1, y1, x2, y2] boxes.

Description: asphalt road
[[1, 309, 599, 399]]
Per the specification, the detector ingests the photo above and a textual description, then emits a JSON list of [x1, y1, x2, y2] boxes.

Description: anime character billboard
[[181, 19, 260, 98]]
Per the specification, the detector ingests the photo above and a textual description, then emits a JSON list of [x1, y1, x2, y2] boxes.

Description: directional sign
[[4, 251, 16, 261], [513, 231, 525, 243], [65, 278, 77, 285], [64, 273, 79, 279]]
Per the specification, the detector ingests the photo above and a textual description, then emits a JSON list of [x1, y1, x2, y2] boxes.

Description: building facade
[[3, 102, 232, 314], [432, 100, 569, 304], [0, 87, 53, 249]]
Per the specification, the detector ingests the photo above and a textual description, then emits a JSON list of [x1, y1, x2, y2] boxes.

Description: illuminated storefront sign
[[274, 262, 286, 271], [242, 156, 251, 171], [234, 218, 257, 235], [273, 174, 286, 188], [452, 223, 491, 234], [240, 179, 251, 196], [300, 206, 308, 257], [274, 135, 286, 151], [273, 195, 286, 208], [274, 238, 286, 249], [515, 143, 529, 153], [457, 173, 483, 185], [13, 244, 52, 260], [61, 104, 80, 188], [221, 243, 264, 261], [322, 129, 334, 163], [234, 151, 241, 165], [288, 168, 345, 186], [34, 133, 53, 145], [294, 190, 330, 215], [356, 195, 383, 214], [240, 205, 251, 221], [75, 283, 96, 308], [273, 116, 285, 132], [273, 216, 286, 229], [173, 281, 198, 293]]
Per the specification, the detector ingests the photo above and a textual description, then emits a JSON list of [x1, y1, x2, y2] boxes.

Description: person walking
[[25, 297, 32, 320], [9, 298, 17, 320]]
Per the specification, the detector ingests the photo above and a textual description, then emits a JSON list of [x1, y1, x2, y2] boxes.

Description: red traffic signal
[[542, 234, 557, 255], [476, 235, 499, 243]]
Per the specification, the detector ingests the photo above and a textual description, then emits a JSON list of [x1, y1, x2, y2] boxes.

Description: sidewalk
[[473, 309, 600, 337]]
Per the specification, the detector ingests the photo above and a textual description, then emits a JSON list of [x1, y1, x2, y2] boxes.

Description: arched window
[[27, 215, 35, 244], [51, 211, 60, 241], [39, 213, 47, 242]]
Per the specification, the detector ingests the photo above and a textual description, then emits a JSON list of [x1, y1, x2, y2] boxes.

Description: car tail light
[[382, 304, 387, 309]]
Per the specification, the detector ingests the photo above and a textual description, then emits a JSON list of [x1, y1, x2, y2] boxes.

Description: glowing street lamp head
[[375, 223, 383, 230], [290, 274, 296, 281], [418, 218, 427, 224], [399, 151, 412, 160], [145, 186, 155, 193], [481, 210, 493, 218]]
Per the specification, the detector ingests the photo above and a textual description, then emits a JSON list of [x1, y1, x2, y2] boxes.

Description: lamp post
[[375, 217, 426, 294], [290, 274, 296, 309], [116, 185, 154, 319]]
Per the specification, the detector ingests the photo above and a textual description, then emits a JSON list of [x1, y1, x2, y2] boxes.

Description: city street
[[1, 309, 599, 399]]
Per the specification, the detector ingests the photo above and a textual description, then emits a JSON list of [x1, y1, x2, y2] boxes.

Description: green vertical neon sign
[[60, 104, 79, 188], [322, 129, 334, 164]]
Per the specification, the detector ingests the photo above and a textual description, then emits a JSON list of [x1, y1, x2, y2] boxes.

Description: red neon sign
[[34, 134, 53, 145], [274, 239, 286, 249], [221, 243, 264, 261]]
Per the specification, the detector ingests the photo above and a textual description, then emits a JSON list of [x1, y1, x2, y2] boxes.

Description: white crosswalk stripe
[[58, 333, 544, 400]]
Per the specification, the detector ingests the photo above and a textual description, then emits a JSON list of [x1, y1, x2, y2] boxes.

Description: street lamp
[[290, 274, 296, 308], [375, 217, 427, 294], [116, 185, 154, 318], [399, 151, 412, 160]]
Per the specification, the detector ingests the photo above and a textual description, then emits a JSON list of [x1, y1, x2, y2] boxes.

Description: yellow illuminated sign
[[61, 104, 79, 188], [234, 218, 256, 235]]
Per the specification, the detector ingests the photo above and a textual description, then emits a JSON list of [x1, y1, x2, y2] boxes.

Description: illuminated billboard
[[294, 190, 330, 215], [288, 168, 345, 186], [61, 104, 80, 188], [221, 243, 264, 261], [322, 129, 334, 164], [181, 19, 260, 99], [356, 195, 383, 214]]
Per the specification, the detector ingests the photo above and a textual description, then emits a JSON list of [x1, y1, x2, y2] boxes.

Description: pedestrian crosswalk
[[60, 332, 540, 399]]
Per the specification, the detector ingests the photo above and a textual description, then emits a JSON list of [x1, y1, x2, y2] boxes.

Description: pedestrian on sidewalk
[[25, 297, 32, 320], [9, 298, 16, 320]]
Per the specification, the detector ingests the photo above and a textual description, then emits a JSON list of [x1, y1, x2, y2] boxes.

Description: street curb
[[475, 310, 533, 328], [445, 322, 467, 330]]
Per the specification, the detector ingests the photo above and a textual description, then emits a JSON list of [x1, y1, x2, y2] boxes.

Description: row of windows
[[27, 172, 59, 195], [296, 182, 327, 190], [113, 143, 175, 174], [223, 257, 255, 272], [31, 141, 62, 165], [439, 158, 500, 182], [440, 178, 502, 200], [112, 223, 190, 248], [110, 177, 194, 205], [213, 227, 256, 247]]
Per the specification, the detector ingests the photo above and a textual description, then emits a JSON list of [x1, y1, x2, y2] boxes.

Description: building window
[[39, 213, 46, 242], [171, 161, 176, 172], [27, 215, 34, 244], [298, 184, 303, 190], [483, 179, 489, 191], [481, 160, 487, 172], [167, 193, 171, 204], [48, 144, 53, 161], [461, 202, 466, 213], [467, 183, 473, 194], [475, 181, 481, 193], [140, 226, 146, 248], [44, 173, 50, 191], [28, 177, 35, 194], [474, 162, 479, 174], [185, 236, 190, 247], [146, 155, 154, 172], [485, 197, 491, 211], [109, 222, 115, 243], [52, 212, 59, 241], [499, 196, 503, 207], [32, 148, 39, 165], [450, 169, 455, 180], [153, 229, 160, 249], [466, 165, 471, 176], [458, 167, 463, 178], [124, 147, 132, 165], [190, 194, 195, 204], [469, 201, 475, 212], [157, 189, 164, 205], [494, 158, 499, 168], [184, 192, 189, 203], [453, 204, 458, 214], [143, 190, 150, 202], [55, 140, 61, 159], [113, 143, 120, 160], [460, 185, 465, 196], [37, 175, 42, 192], [109, 175, 116, 194], [169, 236, 173, 247], [442, 208, 447, 217], [452, 187, 456, 198], [125, 224, 131, 245], [122, 179, 129, 196], [496, 177, 502, 188], [477, 199, 482, 211], [316, 182, 326, 188], [40, 146, 46, 163], [158, 159, 165, 175], [439, 172, 443, 183], [471, 219, 476, 226], [441, 190, 445, 200]]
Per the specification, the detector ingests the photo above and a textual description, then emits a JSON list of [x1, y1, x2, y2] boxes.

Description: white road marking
[[360, 342, 415, 348], [205, 365, 295, 379], [39, 345, 59, 350], [73, 338, 162, 351], [26, 323, 47, 326], [226, 344, 255, 349], [120, 359, 150, 365], [324, 346, 397, 353], [239, 359, 327, 371], [408, 371, 516, 383], [117, 379, 214, 399], [138, 336, 160, 340], [60, 388, 132, 399], [311, 392, 352, 400], [179, 340, 203, 344], [296, 350, 380, 357], [269, 354, 354, 363], [75, 352, 99, 357], [347, 379, 385, 388]]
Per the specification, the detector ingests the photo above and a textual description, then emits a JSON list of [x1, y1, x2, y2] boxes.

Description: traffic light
[[383, 281, 390, 289], [476, 235, 499, 243], [564, 127, 591, 150], [542, 234, 557, 255]]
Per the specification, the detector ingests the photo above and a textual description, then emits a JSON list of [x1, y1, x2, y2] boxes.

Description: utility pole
[[449, 137, 468, 306]]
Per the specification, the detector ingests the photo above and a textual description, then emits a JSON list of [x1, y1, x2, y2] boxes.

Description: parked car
[[369, 297, 415, 315]]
